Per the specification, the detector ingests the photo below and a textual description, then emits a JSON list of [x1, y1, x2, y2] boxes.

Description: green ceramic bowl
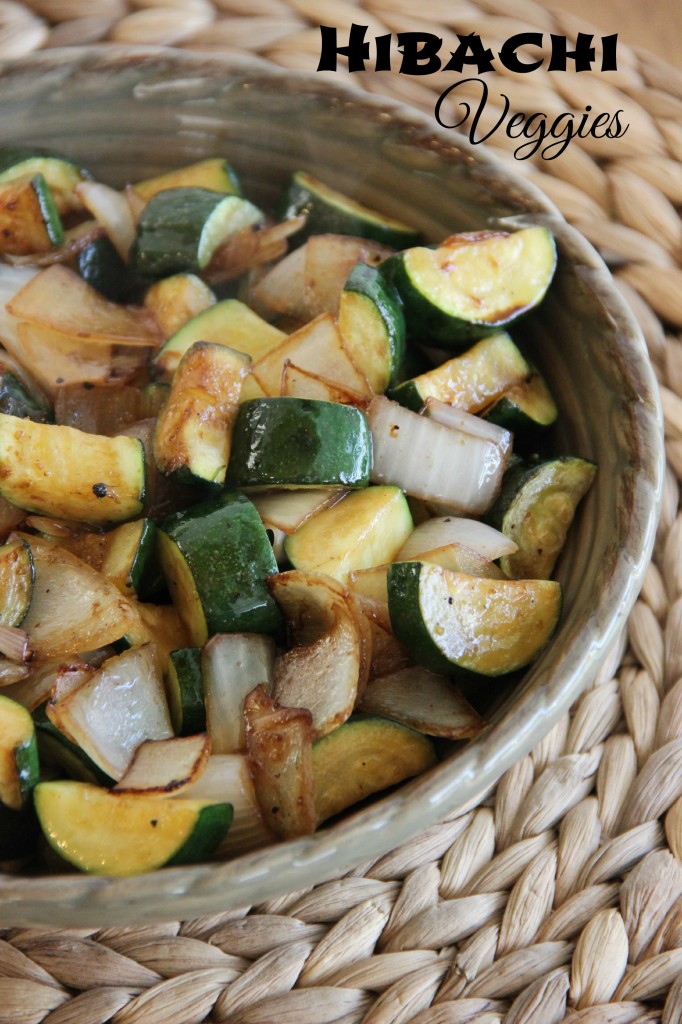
[[0, 47, 663, 926]]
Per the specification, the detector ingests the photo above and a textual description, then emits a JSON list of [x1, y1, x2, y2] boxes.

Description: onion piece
[[0, 657, 29, 687], [244, 684, 316, 840], [281, 361, 369, 406], [250, 488, 346, 535], [360, 666, 485, 739], [46, 644, 173, 781], [204, 216, 305, 284], [425, 397, 513, 456], [368, 396, 507, 515], [269, 570, 363, 739], [0, 624, 31, 664], [113, 735, 211, 796], [75, 181, 136, 262], [202, 633, 275, 754], [396, 517, 518, 561]]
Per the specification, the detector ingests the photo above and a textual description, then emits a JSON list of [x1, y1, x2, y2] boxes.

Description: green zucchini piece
[[100, 518, 163, 601], [280, 171, 421, 249], [153, 341, 250, 488], [132, 157, 241, 203], [152, 298, 285, 381], [0, 360, 52, 424], [33, 702, 115, 787], [76, 235, 134, 303], [390, 332, 530, 413], [0, 694, 40, 811], [0, 147, 89, 214], [0, 538, 34, 627], [34, 780, 232, 875], [143, 272, 215, 339], [158, 490, 282, 645], [165, 648, 206, 736], [387, 561, 562, 676], [130, 188, 263, 279], [483, 371, 558, 437], [0, 173, 63, 255], [338, 262, 406, 392], [382, 228, 557, 348], [227, 398, 372, 489], [285, 485, 413, 583], [0, 414, 145, 524], [486, 456, 597, 580], [312, 716, 437, 824]]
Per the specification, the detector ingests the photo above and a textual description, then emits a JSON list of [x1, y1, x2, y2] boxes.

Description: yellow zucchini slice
[[0, 694, 39, 811], [34, 780, 233, 875], [0, 414, 145, 524]]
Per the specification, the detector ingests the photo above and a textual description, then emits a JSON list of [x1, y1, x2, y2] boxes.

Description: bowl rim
[[0, 44, 665, 926]]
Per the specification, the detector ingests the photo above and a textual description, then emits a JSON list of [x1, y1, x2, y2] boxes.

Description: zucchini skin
[[227, 398, 373, 489], [158, 491, 283, 641]]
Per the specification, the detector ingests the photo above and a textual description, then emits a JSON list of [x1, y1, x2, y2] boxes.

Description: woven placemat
[[1, 2, 682, 1022]]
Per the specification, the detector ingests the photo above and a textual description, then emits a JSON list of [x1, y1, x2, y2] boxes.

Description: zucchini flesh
[[0, 149, 89, 214], [312, 717, 437, 825], [0, 538, 34, 627], [338, 261, 406, 392], [387, 561, 562, 676], [488, 456, 598, 580], [391, 333, 530, 413], [382, 227, 557, 347], [0, 413, 145, 524], [132, 158, 241, 203], [483, 370, 559, 436], [99, 518, 163, 601], [0, 173, 63, 255], [0, 694, 39, 811], [153, 341, 250, 487], [279, 171, 420, 249], [284, 485, 413, 583], [34, 780, 232, 875], [143, 272, 215, 339]]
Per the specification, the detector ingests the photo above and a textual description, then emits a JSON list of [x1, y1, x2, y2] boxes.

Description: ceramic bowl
[[0, 46, 663, 926]]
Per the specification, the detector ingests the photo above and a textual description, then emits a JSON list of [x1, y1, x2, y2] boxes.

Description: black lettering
[[443, 33, 495, 74], [375, 33, 392, 71], [397, 32, 442, 75], [435, 79, 509, 145], [607, 110, 630, 138], [548, 32, 596, 72], [317, 23, 370, 72], [499, 32, 544, 73], [506, 111, 527, 137], [600, 34, 619, 71]]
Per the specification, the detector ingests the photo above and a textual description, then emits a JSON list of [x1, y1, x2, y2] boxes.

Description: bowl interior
[[0, 47, 663, 926]]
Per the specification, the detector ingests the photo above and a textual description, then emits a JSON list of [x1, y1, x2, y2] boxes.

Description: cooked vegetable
[[132, 157, 241, 202], [0, 694, 39, 810], [483, 369, 558, 437], [164, 647, 206, 736], [0, 148, 89, 214], [279, 171, 421, 248], [0, 538, 33, 627], [338, 261, 406, 392], [0, 174, 63, 255], [113, 734, 211, 796], [382, 228, 557, 347], [227, 397, 373, 489], [388, 561, 562, 676], [486, 456, 598, 579], [34, 780, 232, 875], [203, 632, 275, 753]]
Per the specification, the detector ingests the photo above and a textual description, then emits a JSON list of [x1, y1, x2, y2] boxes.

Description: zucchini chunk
[[486, 456, 598, 579], [0, 147, 89, 214], [0, 694, 39, 811], [227, 397, 373, 489], [0, 360, 52, 423], [0, 414, 145, 524], [132, 157, 241, 203], [387, 561, 562, 677], [279, 171, 421, 249], [390, 333, 530, 413], [143, 272, 215, 339], [165, 648, 206, 736], [157, 491, 282, 645], [0, 538, 34, 627], [338, 262, 406, 392], [153, 341, 250, 487], [312, 717, 437, 825], [34, 780, 233, 875], [483, 370, 559, 438], [0, 173, 63, 255], [99, 517, 163, 601], [76, 235, 133, 304], [130, 188, 263, 278], [382, 227, 557, 348], [152, 298, 285, 381], [284, 485, 413, 583]]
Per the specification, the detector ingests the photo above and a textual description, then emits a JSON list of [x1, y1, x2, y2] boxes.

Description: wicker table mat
[[1, 2, 682, 1022]]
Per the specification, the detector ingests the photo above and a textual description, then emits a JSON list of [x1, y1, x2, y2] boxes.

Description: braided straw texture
[[1, 1, 682, 1021]]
